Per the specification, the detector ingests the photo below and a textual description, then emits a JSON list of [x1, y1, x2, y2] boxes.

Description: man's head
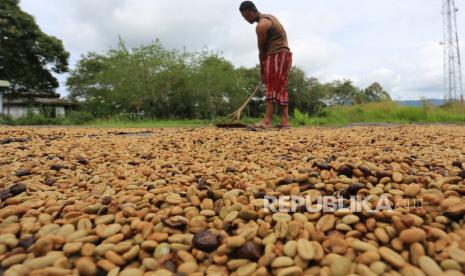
[[239, 1, 259, 24]]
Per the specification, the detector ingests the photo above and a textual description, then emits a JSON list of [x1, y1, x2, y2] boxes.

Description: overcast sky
[[20, 0, 465, 100]]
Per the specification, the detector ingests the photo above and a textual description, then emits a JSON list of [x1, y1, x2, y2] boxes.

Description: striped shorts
[[264, 51, 293, 106]]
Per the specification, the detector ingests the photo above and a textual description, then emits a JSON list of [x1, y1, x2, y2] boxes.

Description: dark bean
[[15, 170, 31, 177], [235, 241, 262, 261], [376, 170, 392, 179], [0, 189, 11, 201], [77, 157, 89, 165], [226, 166, 237, 173], [97, 206, 108, 216], [348, 183, 365, 195], [162, 217, 188, 230], [253, 191, 267, 199], [192, 230, 220, 253], [18, 236, 35, 248], [45, 179, 56, 186], [50, 164, 64, 171], [357, 165, 372, 176], [317, 163, 331, 171], [101, 196, 111, 205], [164, 260, 177, 273], [9, 184, 27, 196], [459, 170, 465, 179], [338, 165, 353, 178]]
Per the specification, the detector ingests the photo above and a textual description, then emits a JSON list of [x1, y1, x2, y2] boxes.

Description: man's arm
[[256, 19, 271, 81]]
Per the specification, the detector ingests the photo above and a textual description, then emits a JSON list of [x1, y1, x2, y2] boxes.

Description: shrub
[[63, 111, 94, 125]]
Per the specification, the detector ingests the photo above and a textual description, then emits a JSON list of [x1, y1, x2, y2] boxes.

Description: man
[[240, 1, 292, 129]]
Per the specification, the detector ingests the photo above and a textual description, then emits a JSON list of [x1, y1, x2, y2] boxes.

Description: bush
[[293, 109, 311, 126], [13, 112, 58, 125], [63, 111, 94, 125], [0, 115, 14, 125]]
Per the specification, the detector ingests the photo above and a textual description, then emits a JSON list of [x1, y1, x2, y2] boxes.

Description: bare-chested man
[[240, 1, 292, 128]]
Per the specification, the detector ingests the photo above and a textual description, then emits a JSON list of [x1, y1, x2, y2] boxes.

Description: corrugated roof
[[2, 97, 76, 106], [0, 81, 10, 87]]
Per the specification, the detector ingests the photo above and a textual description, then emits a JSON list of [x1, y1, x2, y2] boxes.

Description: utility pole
[[442, 0, 464, 102]]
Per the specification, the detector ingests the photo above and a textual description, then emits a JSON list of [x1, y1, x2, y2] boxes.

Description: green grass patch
[[2, 102, 464, 127], [293, 101, 465, 126]]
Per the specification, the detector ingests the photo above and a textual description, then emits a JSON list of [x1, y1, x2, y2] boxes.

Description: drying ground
[[0, 126, 465, 275]]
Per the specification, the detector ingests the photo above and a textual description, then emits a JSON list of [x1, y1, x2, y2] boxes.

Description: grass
[[293, 101, 465, 126], [2, 102, 465, 128]]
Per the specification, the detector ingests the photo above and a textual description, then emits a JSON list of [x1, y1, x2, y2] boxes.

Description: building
[[0, 80, 10, 115], [0, 83, 76, 119]]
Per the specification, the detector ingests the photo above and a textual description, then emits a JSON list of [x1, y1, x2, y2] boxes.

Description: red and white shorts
[[264, 51, 292, 106]]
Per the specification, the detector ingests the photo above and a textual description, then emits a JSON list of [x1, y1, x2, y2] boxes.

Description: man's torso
[[259, 14, 290, 56]]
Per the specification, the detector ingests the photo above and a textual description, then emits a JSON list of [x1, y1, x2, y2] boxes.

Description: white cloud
[[19, 0, 465, 100]]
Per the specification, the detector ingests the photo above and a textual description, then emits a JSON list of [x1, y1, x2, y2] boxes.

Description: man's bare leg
[[260, 101, 275, 127], [279, 105, 290, 127]]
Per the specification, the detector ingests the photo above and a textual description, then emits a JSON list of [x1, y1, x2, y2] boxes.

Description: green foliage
[[0, 0, 69, 92], [62, 111, 94, 125], [67, 39, 335, 119], [293, 109, 311, 126], [362, 82, 391, 102], [11, 111, 57, 125], [293, 102, 465, 126], [324, 80, 360, 105], [0, 114, 14, 125]]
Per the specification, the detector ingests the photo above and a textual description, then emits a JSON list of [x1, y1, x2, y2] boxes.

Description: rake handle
[[217, 82, 263, 124]]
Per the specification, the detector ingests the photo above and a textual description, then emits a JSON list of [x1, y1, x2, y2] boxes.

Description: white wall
[[56, 106, 65, 118], [0, 91, 3, 114], [3, 106, 41, 119], [2, 105, 68, 119]]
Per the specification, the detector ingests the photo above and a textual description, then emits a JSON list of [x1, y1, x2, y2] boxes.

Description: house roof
[[2, 97, 76, 107], [0, 81, 10, 88]]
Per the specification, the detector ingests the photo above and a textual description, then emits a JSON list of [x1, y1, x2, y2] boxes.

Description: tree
[[288, 69, 326, 114], [325, 80, 361, 106], [0, 0, 69, 92], [362, 82, 391, 102]]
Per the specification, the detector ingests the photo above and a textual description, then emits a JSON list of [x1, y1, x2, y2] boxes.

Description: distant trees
[[0, 0, 69, 92], [67, 39, 392, 119]]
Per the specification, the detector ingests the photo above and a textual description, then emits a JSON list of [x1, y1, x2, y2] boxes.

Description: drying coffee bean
[[193, 230, 220, 253], [15, 170, 31, 177], [235, 241, 262, 261]]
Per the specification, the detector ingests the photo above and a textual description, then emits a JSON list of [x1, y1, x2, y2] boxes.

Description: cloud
[[19, 0, 465, 100]]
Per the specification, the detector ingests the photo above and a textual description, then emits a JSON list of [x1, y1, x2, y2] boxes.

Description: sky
[[19, 0, 465, 100]]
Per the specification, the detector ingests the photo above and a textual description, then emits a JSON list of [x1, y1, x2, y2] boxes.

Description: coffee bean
[[226, 166, 237, 173], [317, 163, 331, 170], [78, 157, 89, 165], [45, 178, 56, 186], [9, 183, 27, 196], [192, 230, 220, 253], [15, 169, 31, 177], [18, 236, 36, 248], [338, 165, 353, 178], [50, 164, 64, 171], [235, 241, 261, 261], [452, 161, 462, 168], [357, 165, 372, 176], [459, 170, 465, 179], [162, 216, 188, 230]]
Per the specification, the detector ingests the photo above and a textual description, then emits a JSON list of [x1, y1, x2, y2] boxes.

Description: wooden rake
[[215, 82, 263, 128]]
